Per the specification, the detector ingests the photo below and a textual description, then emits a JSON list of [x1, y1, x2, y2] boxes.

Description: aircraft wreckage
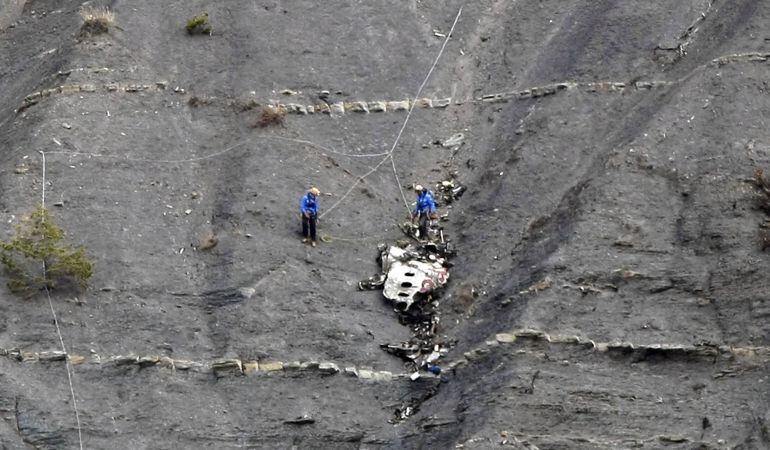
[[358, 179, 463, 382], [362, 243, 451, 311], [358, 178, 463, 311]]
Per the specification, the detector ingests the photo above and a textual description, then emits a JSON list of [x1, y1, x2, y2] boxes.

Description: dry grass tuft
[[188, 96, 214, 108], [254, 106, 287, 128], [79, 6, 114, 37]]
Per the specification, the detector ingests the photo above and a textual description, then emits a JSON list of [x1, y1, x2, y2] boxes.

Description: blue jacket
[[413, 190, 436, 216], [300, 193, 319, 216]]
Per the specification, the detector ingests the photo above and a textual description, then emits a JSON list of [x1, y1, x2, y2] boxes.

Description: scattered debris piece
[[381, 342, 420, 360], [198, 231, 218, 250], [441, 133, 464, 148], [284, 414, 315, 425], [389, 385, 441, 424], [358, 273, 386, 290], [659, 435, 689, 444], [61, 122, 72, 129], [611, 268, 644, 280], [519, 277, 552, 295], [393, 404, 415, 422], [434, 179, 466, 206], [561, 282, 602, 296]]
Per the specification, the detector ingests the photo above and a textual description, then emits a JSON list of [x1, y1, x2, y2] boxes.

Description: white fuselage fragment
[[381, 246, 448, 311]]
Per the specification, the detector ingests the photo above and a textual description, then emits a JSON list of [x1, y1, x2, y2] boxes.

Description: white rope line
[[320, 6, 463, 219], [264, 135, 390, 158], [389, 7, 463, 212], [319, 155, 393, 219], [39, 151, 84, 450], [42, 133, 388, 165], [44, 140, 249, 164], [40, 151, 46, 207]]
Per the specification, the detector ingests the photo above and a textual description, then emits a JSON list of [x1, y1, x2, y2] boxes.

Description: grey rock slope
[[1, 0, 769, 448]]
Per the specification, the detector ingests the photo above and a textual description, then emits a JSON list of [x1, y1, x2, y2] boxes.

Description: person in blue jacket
[[411, 184, 437, 240], [300, 187, 321, 247]]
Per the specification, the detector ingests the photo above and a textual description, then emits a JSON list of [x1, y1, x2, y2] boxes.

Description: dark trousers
[[302, 214, 317, 241], [417, 214, 429, 240]]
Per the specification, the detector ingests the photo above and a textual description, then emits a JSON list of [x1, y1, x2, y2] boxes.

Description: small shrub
[[753, 168, 770, 213], [188, 96, 214, 108], [254, 106, 287, 128], [186, 12, 212, 35], [79, 6, 114, 37], [0, 205, 93, 296]]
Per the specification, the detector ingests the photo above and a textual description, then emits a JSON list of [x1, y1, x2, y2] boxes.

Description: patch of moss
[[186, 12, 212, 35]]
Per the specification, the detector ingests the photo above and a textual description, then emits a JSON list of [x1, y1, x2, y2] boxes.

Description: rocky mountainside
[[1, 1, 769, 448]]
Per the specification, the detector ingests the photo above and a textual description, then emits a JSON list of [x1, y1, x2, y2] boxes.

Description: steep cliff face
[[1, 1, 769, 448]]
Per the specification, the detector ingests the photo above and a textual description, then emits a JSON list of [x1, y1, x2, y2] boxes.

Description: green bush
[[186, 12, 212, 35], [0, 205, 93, 296]]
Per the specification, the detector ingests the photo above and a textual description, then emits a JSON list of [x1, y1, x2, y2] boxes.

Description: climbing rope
[[388, 7, 463, 213], [39, 151, 84, 450], [320, 6, 463, 220], [42, 132, 389, 165], [319, 229, 394, 243]]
